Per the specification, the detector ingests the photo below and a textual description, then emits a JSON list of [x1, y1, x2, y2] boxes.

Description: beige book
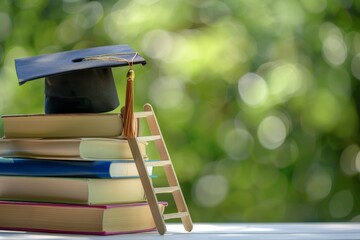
[[0, 176, 147, 205], [0, 138, 147, 160], [2, 113, 123, 138], [0, 201, 166, 235]]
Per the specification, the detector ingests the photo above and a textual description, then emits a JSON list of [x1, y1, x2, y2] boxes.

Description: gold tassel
[[123, 68, 135, 137]]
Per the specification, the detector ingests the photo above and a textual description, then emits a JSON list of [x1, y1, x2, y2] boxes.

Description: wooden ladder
[[127, 103, 193, 235]]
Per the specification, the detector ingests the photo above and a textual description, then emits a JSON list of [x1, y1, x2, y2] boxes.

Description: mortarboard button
[[14, 45, 146, 114]]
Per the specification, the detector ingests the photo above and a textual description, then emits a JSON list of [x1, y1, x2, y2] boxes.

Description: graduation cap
[[15, 45, 145, 113], [15, 44, 146, 137]]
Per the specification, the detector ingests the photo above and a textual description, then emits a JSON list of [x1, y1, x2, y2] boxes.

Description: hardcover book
[[0, 176, 147, 205], [0, 201, 166, 235], [2, 113, 123, 138], [0, 158, 152, 178], [0, 138, 147, 160]]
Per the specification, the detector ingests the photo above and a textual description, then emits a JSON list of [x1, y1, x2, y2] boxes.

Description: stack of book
[[0, 113, 166, 235]]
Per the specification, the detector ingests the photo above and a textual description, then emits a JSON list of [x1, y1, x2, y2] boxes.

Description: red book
[[0, 201, 167, 235]]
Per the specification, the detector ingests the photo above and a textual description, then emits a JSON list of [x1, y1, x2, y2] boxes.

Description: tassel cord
[[81, 53, 138, 137]]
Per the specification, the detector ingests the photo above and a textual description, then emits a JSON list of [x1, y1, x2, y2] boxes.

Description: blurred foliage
[[1, 0, 360, 223]]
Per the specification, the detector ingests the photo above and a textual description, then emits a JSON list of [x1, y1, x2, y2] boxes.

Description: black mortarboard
[[15, 45, 146, 114]]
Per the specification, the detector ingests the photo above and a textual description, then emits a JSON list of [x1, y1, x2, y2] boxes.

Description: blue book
[[0, 158, 153, 178]]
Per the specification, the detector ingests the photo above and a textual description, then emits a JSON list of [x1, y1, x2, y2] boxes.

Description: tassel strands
[[123, 68, 135, 137]]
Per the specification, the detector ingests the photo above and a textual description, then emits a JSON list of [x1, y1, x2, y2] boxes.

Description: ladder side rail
[[127, 137, 167, 235], [143, 104, 193, 232]]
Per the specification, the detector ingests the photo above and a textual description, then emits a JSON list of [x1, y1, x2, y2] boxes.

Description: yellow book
[[0, 138, 147, 160], [2, 113, 123, 138], [0, 176, 147, 205]]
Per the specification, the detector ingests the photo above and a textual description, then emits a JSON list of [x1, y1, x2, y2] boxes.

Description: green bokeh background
[[1, 0, 360, 222]]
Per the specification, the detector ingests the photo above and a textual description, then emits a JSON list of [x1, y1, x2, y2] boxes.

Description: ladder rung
[[154, 186, 180, 194], [137, 135, 161, 142], [145, 160, 171, 167], [163, 212, 189, 220], [134, 111, 154, 118]]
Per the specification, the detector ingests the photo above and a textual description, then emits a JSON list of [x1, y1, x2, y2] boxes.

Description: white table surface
[[1, 223, 360, 240]]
